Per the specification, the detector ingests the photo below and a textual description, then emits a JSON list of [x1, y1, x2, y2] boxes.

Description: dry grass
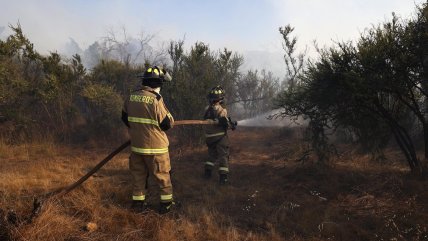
[[1, 127, 428, 241]]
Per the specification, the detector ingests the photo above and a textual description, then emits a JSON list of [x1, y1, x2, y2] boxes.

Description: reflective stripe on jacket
[[123, 86, 174, 155], [204, 103, 227, 143]]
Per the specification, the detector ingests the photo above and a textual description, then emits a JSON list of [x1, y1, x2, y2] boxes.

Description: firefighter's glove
[[121, 111, 130, 128], [228, 117, 237, 131], [160, 113, 174, 131], [218, 117, 229, 129]]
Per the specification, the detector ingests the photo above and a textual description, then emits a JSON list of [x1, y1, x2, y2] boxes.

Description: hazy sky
[[0, 0, 425, 72]]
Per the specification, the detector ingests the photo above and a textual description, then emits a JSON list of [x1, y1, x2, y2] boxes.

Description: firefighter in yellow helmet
[[203, 85, 236, 185], [121, 66, 175, 214]]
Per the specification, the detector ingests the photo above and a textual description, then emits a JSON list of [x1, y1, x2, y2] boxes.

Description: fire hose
[[28, 119, 237, 222]]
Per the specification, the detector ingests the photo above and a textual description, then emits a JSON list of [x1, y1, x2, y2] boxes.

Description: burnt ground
[[169, 126, 428, 240], [1, 126, 428, 241]]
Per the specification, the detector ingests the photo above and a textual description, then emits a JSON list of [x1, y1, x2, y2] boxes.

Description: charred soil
[[1, 127, 427, 240]]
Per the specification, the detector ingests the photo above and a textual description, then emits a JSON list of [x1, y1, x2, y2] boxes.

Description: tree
[[279, 25, 306, 89], [275, 3, 428, 172], [101, 26, 167, 67], [236, 69, 279, 117], [0, 24, 88, 141]]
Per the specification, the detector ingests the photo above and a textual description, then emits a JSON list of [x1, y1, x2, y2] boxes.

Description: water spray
[[237, 110, 306, 127]]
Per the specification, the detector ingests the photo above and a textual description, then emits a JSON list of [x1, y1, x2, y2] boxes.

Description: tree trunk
[[421, 56, 428, 174], [378, 104, 422, 173], [423, 122, 428, 160], [391, 125, 421, 172]]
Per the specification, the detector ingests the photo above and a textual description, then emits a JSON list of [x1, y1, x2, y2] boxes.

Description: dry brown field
[[1, 127, 427, 241]]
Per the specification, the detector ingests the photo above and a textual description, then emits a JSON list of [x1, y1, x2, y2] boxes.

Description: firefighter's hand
[[228, 117, 237, 131], [218, 117, 229, 129]]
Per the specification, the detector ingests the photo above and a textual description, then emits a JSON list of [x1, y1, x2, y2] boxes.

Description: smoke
[[237, 110, 307, 127], [241, 50, 287, 79], [62, 38, 83, 57], [0, 26, 5, 37], [58, 29, 169, 70]]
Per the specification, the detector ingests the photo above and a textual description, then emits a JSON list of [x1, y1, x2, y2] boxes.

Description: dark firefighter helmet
[[138, 66, 172, 88], [207, 85, 225, 103]]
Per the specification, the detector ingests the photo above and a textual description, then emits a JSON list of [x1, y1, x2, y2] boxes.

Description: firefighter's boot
[[204, 169, 212, 179], [219, 173, 228, 185], [131, 200, 148, 213], [159, 201, 176, 214]]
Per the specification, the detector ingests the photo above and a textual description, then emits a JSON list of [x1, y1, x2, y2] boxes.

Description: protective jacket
[[203, 103, 228, 143], [122, 86, 174, 155]]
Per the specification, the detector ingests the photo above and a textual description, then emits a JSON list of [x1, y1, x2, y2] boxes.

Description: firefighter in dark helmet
[[122, 66, 176, 214], [203, 85, 236, 185]]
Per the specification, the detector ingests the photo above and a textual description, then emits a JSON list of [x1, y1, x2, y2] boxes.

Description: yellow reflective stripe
[[205, 132, 225, 138], [153, 68, 159, 75], [131, 146, 169, 154], [205, 161, 215, 166], [167, 112, 173, 119], [128, 117, 159, 126], [219, 167, 229, 172], [147, 68, 152, 72], [133, 195, 145, 201], [160, 194, 173, 201]]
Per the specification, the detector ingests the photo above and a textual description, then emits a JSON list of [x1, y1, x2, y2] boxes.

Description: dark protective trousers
[[205, 136, 230, 174]]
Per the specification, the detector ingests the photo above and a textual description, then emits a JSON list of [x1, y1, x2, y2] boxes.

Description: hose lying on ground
[[26, 119, 222, 222]]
